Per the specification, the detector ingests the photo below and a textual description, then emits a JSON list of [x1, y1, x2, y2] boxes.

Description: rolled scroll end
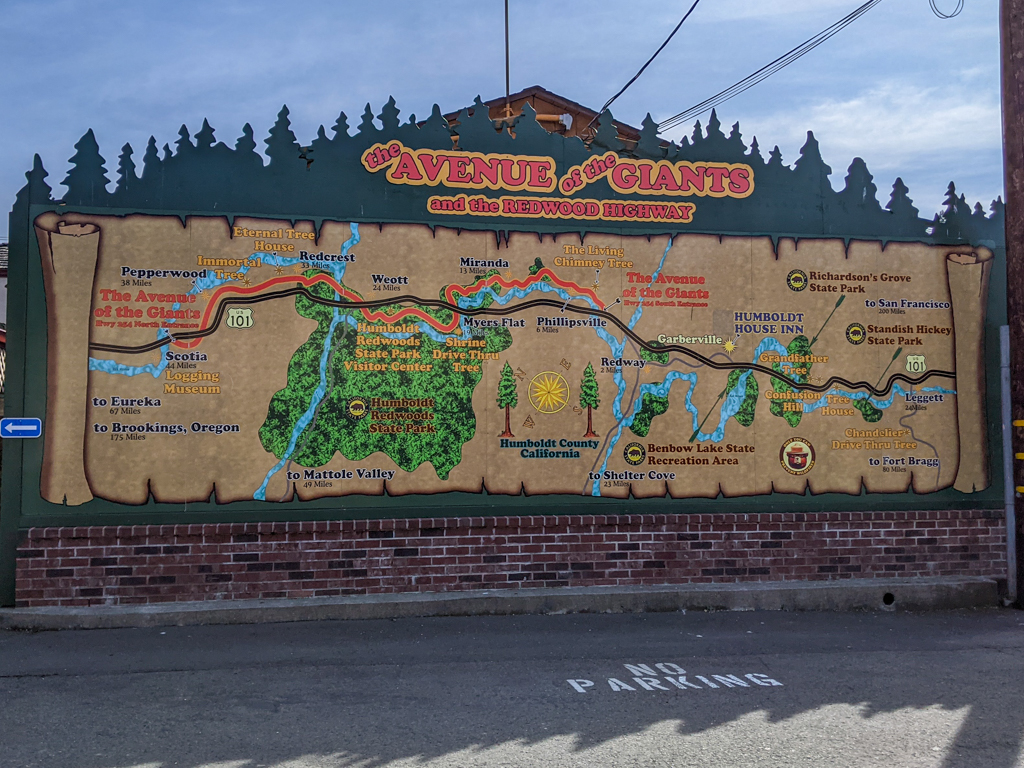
[[35, 216, 100, 506], [946, 249, 992, 493]]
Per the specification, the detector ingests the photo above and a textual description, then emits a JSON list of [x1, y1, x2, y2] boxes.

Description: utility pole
[[1001, 0, 1024, 603], [504, 0, 512, 120]]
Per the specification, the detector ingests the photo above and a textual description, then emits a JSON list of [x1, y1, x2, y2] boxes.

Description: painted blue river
[[85, 223, 360, 501], [88, 225, 957, 501], [89, 224, 361, 379], [588, 339, 956, 496], [585, 236, 957, 495], [253, 225, 361, 500]]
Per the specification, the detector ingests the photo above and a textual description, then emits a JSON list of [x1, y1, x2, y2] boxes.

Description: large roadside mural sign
[[3, 98, 1007, 522]]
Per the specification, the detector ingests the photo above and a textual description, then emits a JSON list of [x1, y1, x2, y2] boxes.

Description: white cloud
[[0, 0, 1003, 225], [751, 81, 1000, 164], [659, 85, 992, 159], [691, 0, 855, 23], [677, 80, 1004, 213]]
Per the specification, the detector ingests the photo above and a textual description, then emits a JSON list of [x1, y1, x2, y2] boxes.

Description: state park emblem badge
[[780, 438, 816, 475]]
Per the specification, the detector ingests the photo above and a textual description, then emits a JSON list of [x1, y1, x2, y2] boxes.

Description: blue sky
[[0, 0, 1002, 237]]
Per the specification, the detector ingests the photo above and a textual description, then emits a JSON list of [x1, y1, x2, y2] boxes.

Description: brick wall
[[14, 510, 1007, 607]]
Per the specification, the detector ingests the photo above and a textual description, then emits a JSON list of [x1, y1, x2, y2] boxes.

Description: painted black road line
[[88, 284, 956, 397]]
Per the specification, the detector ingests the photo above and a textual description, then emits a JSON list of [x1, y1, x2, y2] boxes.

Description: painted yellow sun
[[529, 371, 569, 414], [723, 340, 737, 353]]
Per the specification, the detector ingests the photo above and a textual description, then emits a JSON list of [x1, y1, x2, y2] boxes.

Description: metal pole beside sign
[[1001, 325, 1018, 604]]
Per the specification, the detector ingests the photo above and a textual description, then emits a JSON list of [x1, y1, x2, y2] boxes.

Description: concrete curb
[[0, 577, 999, 630]]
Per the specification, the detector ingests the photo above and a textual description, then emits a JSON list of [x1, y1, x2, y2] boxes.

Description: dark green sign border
[[0, 102, 1009, 606], [5, 203, 1007, 527]]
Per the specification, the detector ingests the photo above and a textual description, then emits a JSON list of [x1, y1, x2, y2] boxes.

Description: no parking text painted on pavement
[[568, 661, 784, 694]]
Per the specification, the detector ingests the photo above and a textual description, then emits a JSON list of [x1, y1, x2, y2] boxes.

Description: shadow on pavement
[[0, 609, 1022, 767]]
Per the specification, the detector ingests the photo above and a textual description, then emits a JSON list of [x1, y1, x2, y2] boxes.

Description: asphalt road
[[1, 608, 1022, 768]]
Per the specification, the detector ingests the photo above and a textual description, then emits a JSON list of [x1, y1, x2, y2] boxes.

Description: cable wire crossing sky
[[0, 0, 1003, 232], [659, 0, 884, 132]]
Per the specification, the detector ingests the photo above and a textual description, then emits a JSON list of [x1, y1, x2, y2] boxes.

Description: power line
[[585, 0, 703, 132], [930, 0, 964, 19], [658, 0, 883, 134]]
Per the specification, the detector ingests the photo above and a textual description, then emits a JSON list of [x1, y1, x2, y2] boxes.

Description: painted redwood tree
[[579, 363, 600, 438], [497, 361, 518, 438]]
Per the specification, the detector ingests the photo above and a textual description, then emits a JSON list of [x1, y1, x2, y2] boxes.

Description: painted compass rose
[[529, 371, 570, 414]]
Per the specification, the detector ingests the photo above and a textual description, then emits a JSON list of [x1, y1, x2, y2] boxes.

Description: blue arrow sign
[[0, 418, 42, 439]]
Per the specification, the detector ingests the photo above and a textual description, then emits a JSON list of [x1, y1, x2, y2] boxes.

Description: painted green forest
[[259, 275, 511, 480]]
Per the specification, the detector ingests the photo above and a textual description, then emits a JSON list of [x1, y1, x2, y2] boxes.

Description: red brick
[[15, 510, 1008, 606]]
